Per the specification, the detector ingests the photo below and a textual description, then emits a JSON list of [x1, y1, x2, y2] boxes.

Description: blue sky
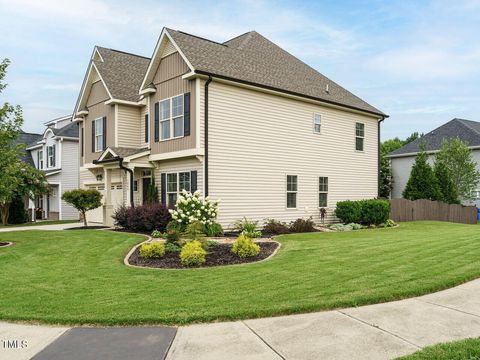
[[0, 0, 479, 140]]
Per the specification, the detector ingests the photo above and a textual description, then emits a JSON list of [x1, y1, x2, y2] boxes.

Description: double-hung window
[[319, 177, 328, 207], [160, 94, 184, 140], [355, 122, 365, 151], [38, 150, 44, 169], [94, 118, 104, 152], [166, 171, 191, 207], [286, 175, 298, 208], [47, 145, 55, 167], [313, 113, 321, 133]]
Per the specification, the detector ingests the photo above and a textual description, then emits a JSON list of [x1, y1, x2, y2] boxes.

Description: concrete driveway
[[1, 279, 480, 360]]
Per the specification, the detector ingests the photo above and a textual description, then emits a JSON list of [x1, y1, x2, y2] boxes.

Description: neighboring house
[[26, 115, 80, 220], [73, 28, 386, 227], [389, 118, 480, 207], [15, 131, 43, 220]]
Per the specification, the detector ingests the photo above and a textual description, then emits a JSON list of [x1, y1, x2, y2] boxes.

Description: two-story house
[[73, 28, 386, 227], [26, 115, 79, 220]]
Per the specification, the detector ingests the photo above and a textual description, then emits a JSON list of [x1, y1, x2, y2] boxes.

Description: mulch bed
[[0, 242, 12, 247], [65, 226, 110, 230], [128, 241, 279, 269]]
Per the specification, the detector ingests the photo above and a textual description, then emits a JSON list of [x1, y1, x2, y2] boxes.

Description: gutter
[[93, 156, 134, 207], [378, 116, 386, 198], [204, 75, 212, 196], [194, 70, 388, 119]]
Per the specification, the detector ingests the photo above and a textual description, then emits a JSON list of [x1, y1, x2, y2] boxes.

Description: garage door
[[85, 183, 124, 224]]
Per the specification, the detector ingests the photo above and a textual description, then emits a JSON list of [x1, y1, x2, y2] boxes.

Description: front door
[[142, 178, 151, 205]]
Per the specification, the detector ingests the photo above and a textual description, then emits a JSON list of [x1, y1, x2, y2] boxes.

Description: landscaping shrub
[[262, 219, 290, 235], [385, 219, 397, 227], [180, 240, 207, 266], [165, 220, 182, 244], [233, 217, 261, 238], [231, 234, 260, 258], [165, 242, 181, 253], [204, 221, 224, 237], [139, 242, 165, 259], [62, 189, 102, 227], [113, 203, 171, 232], [151, 230, 163, 238], [8, 196, 28, 224], [334, 201, 362, 224], [335, 199, 390, 225], [329, 223, 353, 231], [184, 220, 206, 242], [169, 190, 219, 227], [289, 217, 316, 233]]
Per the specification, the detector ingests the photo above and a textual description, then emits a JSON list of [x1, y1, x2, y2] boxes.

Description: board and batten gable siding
[[59, 140, 79, 219], [117, 104, 142, 148], [149, 51, 196, 155], [207, 81, 379, 227], [83, 80, 114, 164]]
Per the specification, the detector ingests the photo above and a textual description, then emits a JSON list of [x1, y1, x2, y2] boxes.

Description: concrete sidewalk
[[0, 222, 86, 232], [1, 279, 480, 360]]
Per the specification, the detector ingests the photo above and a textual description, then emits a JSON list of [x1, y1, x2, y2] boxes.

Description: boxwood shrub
[[335, 199, 390, 225]]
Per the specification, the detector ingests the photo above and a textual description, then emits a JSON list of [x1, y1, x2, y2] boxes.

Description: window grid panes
[[47, 146, 54, 167], [355, 122, 364, 151], [38, 150, 43, 169], [94, 118, 103, 152], [314, 113, 321, 133], [286, 175, 297, 208], [160, 95, 184, 140], [167, 172, 191, 207], [319, 177, 328, 207]]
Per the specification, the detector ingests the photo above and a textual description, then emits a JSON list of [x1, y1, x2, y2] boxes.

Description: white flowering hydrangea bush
[[169, 190, 219, 226]]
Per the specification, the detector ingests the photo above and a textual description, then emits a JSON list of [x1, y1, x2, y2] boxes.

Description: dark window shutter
[[191, 170, 197, 193], [102, 116, 107, 150], [52, 144, 56, 167], [144, 114, 149, 143], [184, 92, 191, 136], [81, 127, 84, 156], [160, 173, 166, 205], [154, 102, 159, 142], [91, 120, 95, 152]]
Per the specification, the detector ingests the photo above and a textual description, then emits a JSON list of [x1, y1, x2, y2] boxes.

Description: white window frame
[[166, 171, 191, 207], [286, 175, 298, 209], [355, 122, 365, 152], [94, 117, 104, 152], [47, 146, 55, 168], [160, 94, 184, 141], [319, 177, 328, 208], [313, 113, 322, 134], [38, 150, 44, 169]]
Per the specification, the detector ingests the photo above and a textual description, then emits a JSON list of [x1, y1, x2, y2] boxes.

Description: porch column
[[103, 168, 114, 227]]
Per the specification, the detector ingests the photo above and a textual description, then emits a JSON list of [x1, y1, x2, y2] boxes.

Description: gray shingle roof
[[109, 147, 149, 158], [15, 131, 42, 166], [167, 29, 385, 116], [389, 118, 480, 157], [94, 47, 150, 102], [52, 121, 79, 138]]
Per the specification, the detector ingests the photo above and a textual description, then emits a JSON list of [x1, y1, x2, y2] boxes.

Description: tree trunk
[[82, 210, 87, 227], [0, 203, 10, 225]]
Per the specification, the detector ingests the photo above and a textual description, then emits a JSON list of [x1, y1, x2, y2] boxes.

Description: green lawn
[[397, 338, 480, 359], [0, 219, 79, 228], [0, 221, 479, 326]]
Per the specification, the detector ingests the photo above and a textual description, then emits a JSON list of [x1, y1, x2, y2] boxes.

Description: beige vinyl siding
[[149, 52, 196, 155], [87, 80, 109, 107], [207, 81, 379, 227], [84, 102, 114, 164], [140, 100, 149, 147], [153, 157, 203, 197], [162, 40, 177, 58], [79, 122, 84, 166], [117, 104, 141, 148]]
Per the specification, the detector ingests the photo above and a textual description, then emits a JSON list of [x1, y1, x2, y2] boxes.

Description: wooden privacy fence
[[389, 198, 478, 224]]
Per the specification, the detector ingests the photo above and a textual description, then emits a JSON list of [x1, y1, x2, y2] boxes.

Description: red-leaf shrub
[[113, 203, 171, 232]]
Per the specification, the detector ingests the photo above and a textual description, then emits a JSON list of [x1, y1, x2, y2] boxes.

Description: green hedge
[[335, 199, 390, 225]]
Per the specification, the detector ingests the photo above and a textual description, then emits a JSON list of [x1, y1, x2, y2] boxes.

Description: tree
[[145, 176, 159, 204], [379, 132, 423, 198], [402, 149, 442, 201], [435, 137, 480, 202], [0, 59, 50, 225], [62, 189, 103, 227], [433, 162, 459, 204]]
